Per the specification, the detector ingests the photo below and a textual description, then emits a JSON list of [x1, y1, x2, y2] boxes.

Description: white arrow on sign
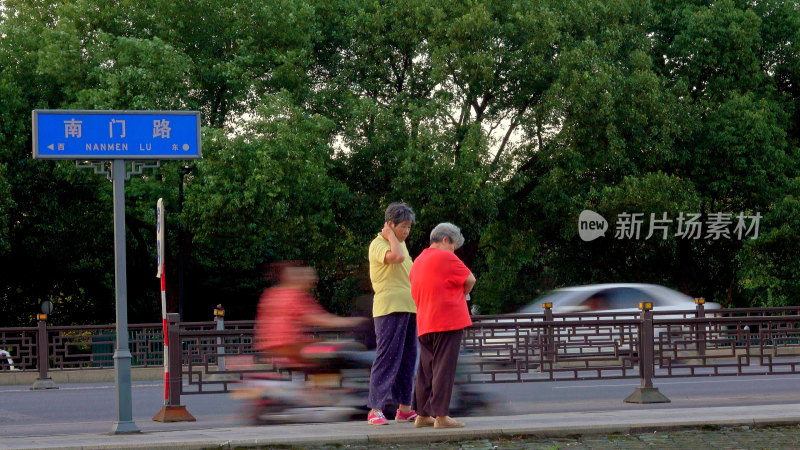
[[47, 144, 54, 150]]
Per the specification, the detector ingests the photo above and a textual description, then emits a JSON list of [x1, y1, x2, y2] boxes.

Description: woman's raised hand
[[381, 222, 397, 241]]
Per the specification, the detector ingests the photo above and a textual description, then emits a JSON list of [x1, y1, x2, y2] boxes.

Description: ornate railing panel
[[463, 317, 641, 383], [45, 324, 165, 369], [0, 321, 241, 371], [654, 316, 800, 377], [0, 327, 37, 370]]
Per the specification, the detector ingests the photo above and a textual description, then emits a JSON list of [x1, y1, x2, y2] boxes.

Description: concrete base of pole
[[152, 405, 196, 422], [30, 377, 59, 390], [624, 387, 671, 404], [110, 420, 140, 434]]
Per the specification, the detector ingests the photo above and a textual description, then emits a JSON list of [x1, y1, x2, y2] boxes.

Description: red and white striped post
[[157, 198, 169, 404], [153, 198, 195, 422]]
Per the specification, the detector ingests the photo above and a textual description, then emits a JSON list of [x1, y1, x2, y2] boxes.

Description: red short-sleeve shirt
[[410, 247, 473, 336], [255, 287, 326, 351]]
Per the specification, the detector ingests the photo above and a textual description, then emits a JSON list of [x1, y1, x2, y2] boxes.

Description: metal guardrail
[[0, 319, 262, 372], [462, 317, 642, 382], [165, 305, 800, 405], [3, 305, 800, 403]]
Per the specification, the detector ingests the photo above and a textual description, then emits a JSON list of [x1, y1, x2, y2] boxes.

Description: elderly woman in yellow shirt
[[366, 202, 418, 426]]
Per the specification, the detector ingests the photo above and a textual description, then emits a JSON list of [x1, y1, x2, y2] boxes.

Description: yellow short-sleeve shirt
[[369, 234, 416, 317]]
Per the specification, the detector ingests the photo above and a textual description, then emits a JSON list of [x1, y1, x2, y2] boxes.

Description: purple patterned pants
[[367, 312, 418, 410]]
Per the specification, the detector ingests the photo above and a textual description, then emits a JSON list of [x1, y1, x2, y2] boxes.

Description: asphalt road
[[2, 374, 799, 438]]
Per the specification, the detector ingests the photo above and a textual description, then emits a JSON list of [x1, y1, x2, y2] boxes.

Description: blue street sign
[[32, 110, 201, 160]]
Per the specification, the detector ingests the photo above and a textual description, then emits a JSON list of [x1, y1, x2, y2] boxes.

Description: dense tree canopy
[[1, 0, 798, 326]]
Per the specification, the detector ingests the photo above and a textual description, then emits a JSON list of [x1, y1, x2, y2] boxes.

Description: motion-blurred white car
[[469, 284, 720, 362], [517, 283, 721, 315]]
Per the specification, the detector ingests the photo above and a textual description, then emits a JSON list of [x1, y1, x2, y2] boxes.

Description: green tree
[[1, 0, 799, 325], [738, 178, 800, 307]]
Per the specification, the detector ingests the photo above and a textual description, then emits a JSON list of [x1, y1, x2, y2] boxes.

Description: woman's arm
[[381, 222, 405, 264], [304, 312, 364, 328], [463, 272, 476, 295]]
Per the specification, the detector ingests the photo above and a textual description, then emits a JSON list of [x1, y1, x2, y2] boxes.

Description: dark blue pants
[[367, 312, 417, 410]]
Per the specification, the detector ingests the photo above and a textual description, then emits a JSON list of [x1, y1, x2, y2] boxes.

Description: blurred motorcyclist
[[245, 261, 367, 421], [255, 261, 364, 372]]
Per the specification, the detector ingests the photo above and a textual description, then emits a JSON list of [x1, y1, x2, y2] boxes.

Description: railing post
[[542, 302, 555, 365], [153, 313, 195, 422], [167, 314, 183, 407], [695, 298, 706, 356], [624, 301, 669, 403], [30, 313, 58, 390], [214, 304, 225, 371]]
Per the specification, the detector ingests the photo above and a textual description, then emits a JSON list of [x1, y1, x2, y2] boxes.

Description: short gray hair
[[429, 222, 465, 249], [384, 202, 416, 225]]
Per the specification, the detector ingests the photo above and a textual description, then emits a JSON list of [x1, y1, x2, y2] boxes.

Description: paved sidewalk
[[3, 403, 799, 449]]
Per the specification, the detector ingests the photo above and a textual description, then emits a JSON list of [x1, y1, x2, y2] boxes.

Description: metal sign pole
[[110, 159, 139, 434], [31, 109, 202, 434]]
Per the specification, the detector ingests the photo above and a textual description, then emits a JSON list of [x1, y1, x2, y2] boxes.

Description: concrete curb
[[0, 367, 165, 386], [0, 364, 242, 386], [5, 406, 800, 449]]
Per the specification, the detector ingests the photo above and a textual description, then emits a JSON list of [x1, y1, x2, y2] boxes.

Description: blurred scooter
[[233, 340, 372, 424]]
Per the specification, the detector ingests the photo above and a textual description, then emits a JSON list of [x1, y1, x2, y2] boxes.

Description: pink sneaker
[[395, 409, 418, 422], [367, 410, 388, 425]]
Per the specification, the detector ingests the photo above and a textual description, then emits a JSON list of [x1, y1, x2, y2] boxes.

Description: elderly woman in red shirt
[[409, 222, 476, 429]]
